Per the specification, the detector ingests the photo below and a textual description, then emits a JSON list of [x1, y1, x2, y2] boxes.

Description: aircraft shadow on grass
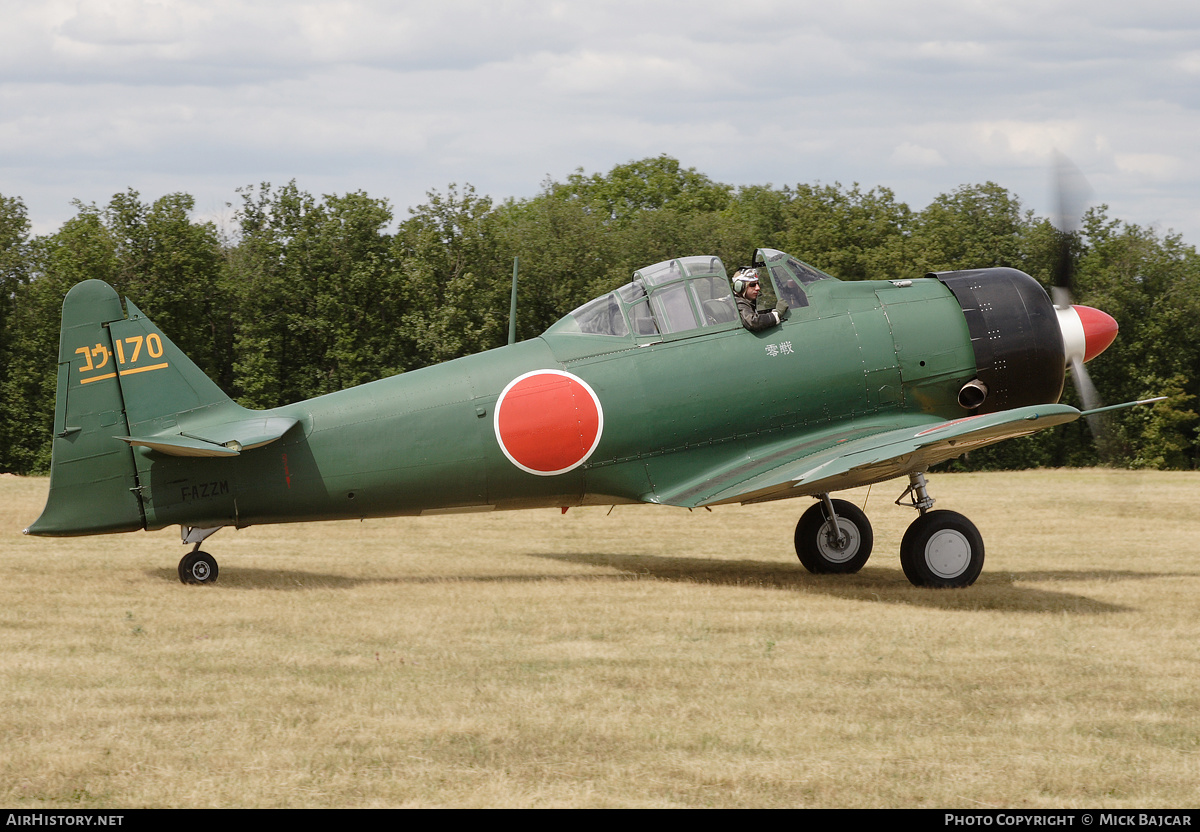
[[149, 554, 1195, 615], [146, 566, 620, 591], [528, 552, 1176, 614]]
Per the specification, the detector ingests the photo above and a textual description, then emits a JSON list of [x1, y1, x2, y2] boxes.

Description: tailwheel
[[178, 550, 219, 585], [899, 511, 983, 588], [794, 498, 873, 574]]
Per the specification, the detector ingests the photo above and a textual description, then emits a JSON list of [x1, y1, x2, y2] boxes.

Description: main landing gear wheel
[[899, 510, 984, 588], [178, 550, 219, 585], [795, 499, 873, 574]]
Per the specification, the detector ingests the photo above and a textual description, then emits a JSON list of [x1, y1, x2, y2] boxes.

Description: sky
[[3, 0, 1199, 246]]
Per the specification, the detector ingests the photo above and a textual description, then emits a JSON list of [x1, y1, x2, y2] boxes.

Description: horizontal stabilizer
[[118, 415, 299, 457], [183, 415, 299, 450], [118, 434, 240, 457]]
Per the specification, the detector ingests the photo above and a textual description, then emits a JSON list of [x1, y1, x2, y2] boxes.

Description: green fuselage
[[136, 276, 975, 531]]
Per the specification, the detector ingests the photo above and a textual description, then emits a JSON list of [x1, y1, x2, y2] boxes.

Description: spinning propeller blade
[[1049, 154, 1115, 454]]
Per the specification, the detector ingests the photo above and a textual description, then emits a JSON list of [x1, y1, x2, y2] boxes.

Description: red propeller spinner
[[1057, 304, 1118, 365]]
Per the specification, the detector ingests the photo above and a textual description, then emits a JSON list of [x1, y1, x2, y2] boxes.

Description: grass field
[[2, 469, 1198, 808]]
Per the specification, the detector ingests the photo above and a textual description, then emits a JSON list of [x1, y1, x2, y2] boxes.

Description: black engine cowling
[[931, 267, 1065, 414]]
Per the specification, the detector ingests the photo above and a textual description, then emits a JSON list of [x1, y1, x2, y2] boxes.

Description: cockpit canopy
[[546, 249, 835, 339], [754, 247, 836, 307]]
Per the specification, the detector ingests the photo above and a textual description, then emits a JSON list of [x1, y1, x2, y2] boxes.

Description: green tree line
[[1, 155, 1197, 474]]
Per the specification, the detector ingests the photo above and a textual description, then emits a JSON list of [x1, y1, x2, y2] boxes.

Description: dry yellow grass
[[2, 469, 1198, 808]]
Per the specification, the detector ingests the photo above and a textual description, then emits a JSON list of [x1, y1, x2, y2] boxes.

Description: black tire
[[900, 511, 984, 588], [794, 499, 873, 574], [178, 551, 219, 585]]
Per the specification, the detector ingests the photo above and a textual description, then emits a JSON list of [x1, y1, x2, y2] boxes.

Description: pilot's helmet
[[733, 268, 760, 295]]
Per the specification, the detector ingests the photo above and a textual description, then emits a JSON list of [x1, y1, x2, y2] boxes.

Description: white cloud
[[970, 121, 1084, 165], [540, 49, 714, 97], [1113, 153, 1182, 181], [914, 40, 993, 62], [56, 0, 199, 48], [891, 143, 947, 168], [0, 0, 1197, 241], [1176, 51, 1200, 74]]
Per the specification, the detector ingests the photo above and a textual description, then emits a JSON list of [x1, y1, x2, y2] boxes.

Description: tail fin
[[26, 280, 242, 536]]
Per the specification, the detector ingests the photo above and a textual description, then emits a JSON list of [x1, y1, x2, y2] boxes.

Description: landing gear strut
[[794, 495, 873, 574], [178, 526, 222, 585], [896, 471, 984, 588], [791, 473, 985, 588]]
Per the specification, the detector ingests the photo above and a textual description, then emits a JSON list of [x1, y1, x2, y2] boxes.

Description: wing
[[649, 404, 1082, 508]]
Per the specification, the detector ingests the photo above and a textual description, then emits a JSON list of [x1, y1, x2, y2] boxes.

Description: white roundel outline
[[493, 369, 605, 477]]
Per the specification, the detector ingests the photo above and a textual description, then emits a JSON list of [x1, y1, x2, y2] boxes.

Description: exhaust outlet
[[958, 379, 988, 410]]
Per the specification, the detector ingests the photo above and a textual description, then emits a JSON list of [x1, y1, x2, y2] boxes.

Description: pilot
[[733, 268, 788, 332]]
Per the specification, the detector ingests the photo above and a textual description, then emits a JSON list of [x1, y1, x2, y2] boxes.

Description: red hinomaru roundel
[[493, 370, 604, 476]]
